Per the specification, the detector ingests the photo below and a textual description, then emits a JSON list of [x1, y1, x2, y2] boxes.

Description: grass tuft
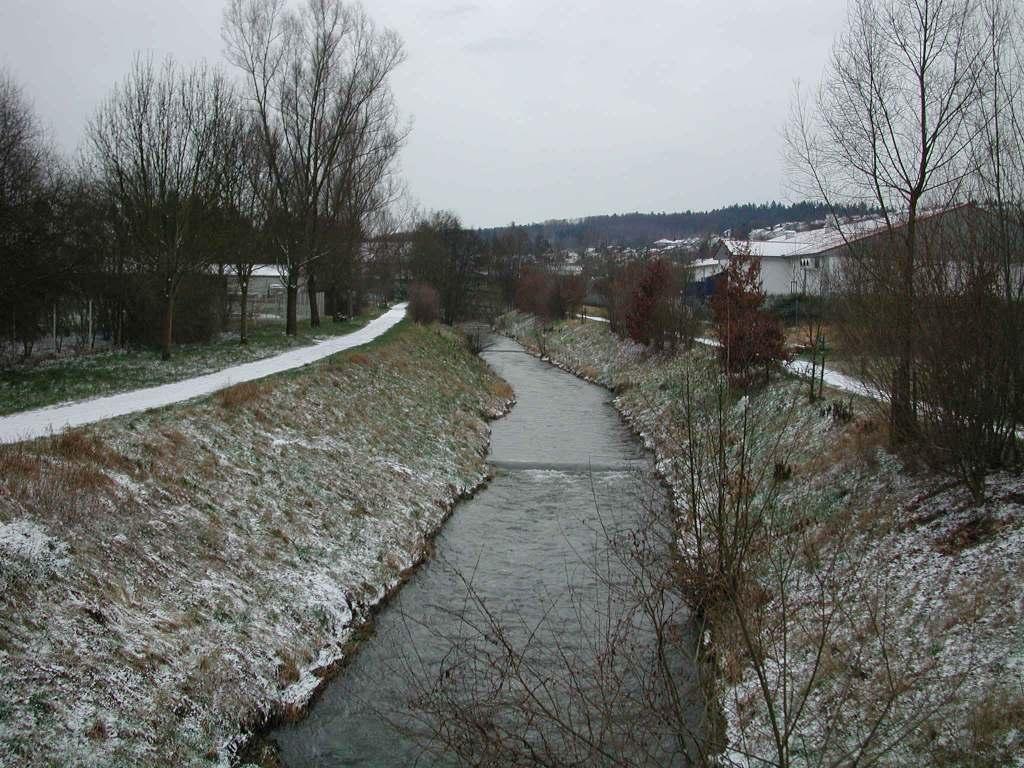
[[216, 381, 270, 409]]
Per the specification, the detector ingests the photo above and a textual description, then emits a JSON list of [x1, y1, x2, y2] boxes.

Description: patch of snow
[[0, 519, 70, 577]]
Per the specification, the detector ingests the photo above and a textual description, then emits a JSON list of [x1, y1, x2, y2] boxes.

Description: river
[[271, 336, 702, 766]]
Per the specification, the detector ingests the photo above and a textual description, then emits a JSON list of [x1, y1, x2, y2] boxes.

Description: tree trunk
[[239, 279, 249, 345], [161, 293, 174, 361], [324, 284, 338, 319], [286, 270, 299, 336], [308, 271, 320, 328], [891, 210, 918, 444]]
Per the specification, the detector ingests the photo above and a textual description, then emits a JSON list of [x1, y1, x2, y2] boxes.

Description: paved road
[[0, 303, 408, 445]]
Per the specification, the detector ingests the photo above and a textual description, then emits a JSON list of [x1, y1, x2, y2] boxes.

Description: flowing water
[[272, 336, 701, 766]]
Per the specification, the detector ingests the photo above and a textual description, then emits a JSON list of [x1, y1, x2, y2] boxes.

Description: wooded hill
[[477, 201, 876, 249]]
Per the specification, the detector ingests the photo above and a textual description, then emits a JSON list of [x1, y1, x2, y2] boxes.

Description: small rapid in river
[[271, 336, 702, 766]]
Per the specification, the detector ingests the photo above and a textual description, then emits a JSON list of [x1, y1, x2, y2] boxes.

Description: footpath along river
[[271, 335, 703, 766]]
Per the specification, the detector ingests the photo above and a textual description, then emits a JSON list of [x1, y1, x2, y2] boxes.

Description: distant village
[[500, 209, 936, 299]]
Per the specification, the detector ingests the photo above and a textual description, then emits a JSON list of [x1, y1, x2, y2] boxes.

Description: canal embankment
[[0, 323, 511, 768], [269, 333, 704, 767]]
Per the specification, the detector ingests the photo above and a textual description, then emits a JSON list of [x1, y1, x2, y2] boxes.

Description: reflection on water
[[273, 337, 700, 767]]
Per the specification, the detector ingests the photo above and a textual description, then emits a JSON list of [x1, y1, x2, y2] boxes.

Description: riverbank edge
[[0, 323, 515, 768], [232, 392, 516, 768]]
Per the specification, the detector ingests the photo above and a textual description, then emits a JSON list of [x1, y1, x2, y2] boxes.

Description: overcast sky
[[1, 0, 847, 228]]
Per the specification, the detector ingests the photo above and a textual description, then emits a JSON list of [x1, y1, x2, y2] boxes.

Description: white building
[[712, 205, 1019, 297], [712, 216, 895, 295], [689, 258, 722, 282]]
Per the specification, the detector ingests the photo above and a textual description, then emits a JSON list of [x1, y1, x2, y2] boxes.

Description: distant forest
[[477, 201, 877, 249]]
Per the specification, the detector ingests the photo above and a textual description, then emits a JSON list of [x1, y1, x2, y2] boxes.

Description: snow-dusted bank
[[0, 323, 512, 767], [497, 311, 1024, 767], [0, 303, 408, 445]]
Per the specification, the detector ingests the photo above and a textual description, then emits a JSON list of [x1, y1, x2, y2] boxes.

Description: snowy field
[[0, 323, 512, 767]]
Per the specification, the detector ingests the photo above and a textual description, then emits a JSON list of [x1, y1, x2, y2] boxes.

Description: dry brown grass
[[276, 651, 301, 688], [161, 428, 187, 448], [927, 685, 1024, 766], [0, 445, 42, 480], [216, 380, 270, 409], [60, 464, 114, 493], [935, 513, 1014, 554], [85, 719, 109, 741], [47, 429, 131, 472], [488, 379, 514, 401], [347, 352, 371, 366]]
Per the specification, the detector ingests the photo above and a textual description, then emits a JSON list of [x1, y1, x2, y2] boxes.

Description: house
[[689, 257, 721, 282]]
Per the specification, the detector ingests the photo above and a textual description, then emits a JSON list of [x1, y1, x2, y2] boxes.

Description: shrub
[[408, 283, 441, 324], [711, 245, 788, 386], [624, 258, 681, 350]]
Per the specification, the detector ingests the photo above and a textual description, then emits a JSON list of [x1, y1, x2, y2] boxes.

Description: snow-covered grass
[[497, 311, 1024, 767], [0, 322, 512, 767], [0, 308, 383, 416]]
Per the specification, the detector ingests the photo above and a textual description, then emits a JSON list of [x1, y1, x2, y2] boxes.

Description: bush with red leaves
[[710, 247, 788, 386]]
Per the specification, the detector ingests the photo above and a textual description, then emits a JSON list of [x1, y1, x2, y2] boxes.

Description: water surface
[[273, 336, 699, 766]]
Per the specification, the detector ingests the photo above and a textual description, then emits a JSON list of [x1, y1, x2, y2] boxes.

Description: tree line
[[1, 0, 406, 363], [476, 201, 876, 250]]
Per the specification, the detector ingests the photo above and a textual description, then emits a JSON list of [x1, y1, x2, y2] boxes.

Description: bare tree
[[222, 119, 272, 344], [787, 0, 990, 443], [408, 211, 484, 324], [965, 0, 1024, 456], [320, 92, 406, 320], [222, 0, 406, 335], [87, 55, 241, 360]]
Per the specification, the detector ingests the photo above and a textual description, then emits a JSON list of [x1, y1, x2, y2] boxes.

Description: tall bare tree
[[409, 211, 484, 324], [222, 0, 406, 335], [969, 0, 1024, 447], [320, 100, 405, 319], [787, 0, 989, 442], [87, 55, 241, 360]]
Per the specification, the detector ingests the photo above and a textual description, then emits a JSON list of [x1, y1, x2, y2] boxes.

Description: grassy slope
[[497, 311, 1024, 767], [0, 309, 382, 416], [0, 322, 512, 768]]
